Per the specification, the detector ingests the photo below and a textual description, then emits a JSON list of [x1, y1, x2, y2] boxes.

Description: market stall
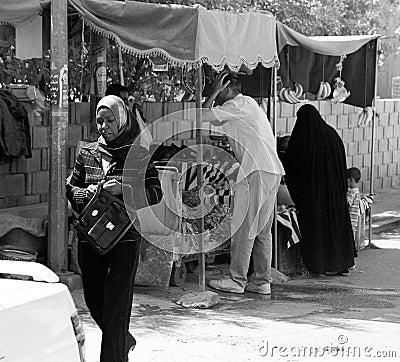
[[0, 0, 380, 283], [276, 22, 379, 108], [275, 22, 379, 247], [0, 0, 281, 286]]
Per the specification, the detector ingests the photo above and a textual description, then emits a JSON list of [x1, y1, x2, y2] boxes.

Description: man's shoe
[[339, 269, 350, 276], [245, 281, 271, 295], [208, 278, 244, 293]]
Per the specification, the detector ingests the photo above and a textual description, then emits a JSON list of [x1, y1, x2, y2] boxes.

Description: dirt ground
[[73, 185, 400, 361]]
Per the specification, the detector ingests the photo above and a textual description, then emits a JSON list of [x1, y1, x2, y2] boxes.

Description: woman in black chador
[[285, 104, 356, 275]]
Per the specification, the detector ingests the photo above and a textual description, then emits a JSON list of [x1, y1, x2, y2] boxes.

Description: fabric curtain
[[0, 0, 49, 26], [68, 0, 278, 71], [278, 40, 377, 108], [276, 22, 378, 108], [276, 22, 378, 56]]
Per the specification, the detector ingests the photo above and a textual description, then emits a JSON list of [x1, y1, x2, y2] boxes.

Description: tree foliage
[[0, 0, 399, 100], [138, 0, 399, 36]]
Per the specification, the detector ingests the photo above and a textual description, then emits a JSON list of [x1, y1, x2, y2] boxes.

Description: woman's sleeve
[[66, 151, 88, 213]]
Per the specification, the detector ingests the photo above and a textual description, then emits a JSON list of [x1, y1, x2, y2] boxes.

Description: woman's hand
[[103, 179, 122, 195], [85, 184, 98, 199]]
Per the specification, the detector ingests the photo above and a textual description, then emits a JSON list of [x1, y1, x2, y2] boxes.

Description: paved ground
[[73, 186, 400, 362]]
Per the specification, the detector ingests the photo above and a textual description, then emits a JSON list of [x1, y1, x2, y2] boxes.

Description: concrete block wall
[[0, 99, 399, 210], [143, 101, 197, 145], [275, 99, 400, 193], [143, 101, 222, 145], [0, 102, 90, 210], [143, 99, 400, 194]]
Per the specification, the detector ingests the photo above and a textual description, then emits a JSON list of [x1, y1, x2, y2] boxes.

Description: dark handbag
[[74, 184, 135, 254]]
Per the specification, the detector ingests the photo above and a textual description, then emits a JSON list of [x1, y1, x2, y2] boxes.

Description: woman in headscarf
[[66, 95, 161, 362], [285, 104, 356, 276]]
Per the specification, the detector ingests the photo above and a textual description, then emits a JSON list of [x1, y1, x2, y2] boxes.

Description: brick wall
[[0, 102, 90, 210], [143, 99, 400, 194], [0, 99, 399, 210], [274, 99, 400, 193]]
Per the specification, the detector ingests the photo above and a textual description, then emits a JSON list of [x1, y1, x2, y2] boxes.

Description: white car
[[0, 260, 85, 362]]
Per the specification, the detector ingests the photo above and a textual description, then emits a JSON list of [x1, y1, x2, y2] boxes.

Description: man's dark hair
[[347, 167, 361, 182], [226, 73, 241, 94], [105, 83, 128, 97]]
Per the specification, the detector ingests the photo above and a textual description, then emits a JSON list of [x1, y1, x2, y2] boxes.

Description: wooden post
[[48, 0, 68, 272], [195, 66, 206, 291]]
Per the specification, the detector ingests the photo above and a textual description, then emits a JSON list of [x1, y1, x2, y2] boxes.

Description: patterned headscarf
[[96, 95, 139, 159]]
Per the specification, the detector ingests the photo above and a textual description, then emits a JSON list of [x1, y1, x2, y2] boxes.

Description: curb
[[371, 218, 400, 234], [273, 278, 400, 293]]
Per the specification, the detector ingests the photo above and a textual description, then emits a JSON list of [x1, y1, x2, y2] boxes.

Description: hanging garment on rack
[[181, 161, 239, 191], [181, 161, 239, 209], [0, 90, 32, 159]]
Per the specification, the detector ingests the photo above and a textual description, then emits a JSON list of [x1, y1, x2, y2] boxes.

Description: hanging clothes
[[0, 90, 32, 159]]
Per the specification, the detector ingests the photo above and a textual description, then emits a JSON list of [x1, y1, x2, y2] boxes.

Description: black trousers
[[79, 237, 141, 362]]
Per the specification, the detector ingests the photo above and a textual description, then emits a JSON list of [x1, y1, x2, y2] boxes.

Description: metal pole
[[48, 0, 68, 272], [368, 38, 379, 247], [272, 66, 279, 269], [118, 47, 125, 86], [195, 66, 205, 291], [89, 32, 107, 136]]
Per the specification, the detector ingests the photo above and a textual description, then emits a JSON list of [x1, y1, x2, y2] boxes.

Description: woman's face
[[96, 107, 119, 142]]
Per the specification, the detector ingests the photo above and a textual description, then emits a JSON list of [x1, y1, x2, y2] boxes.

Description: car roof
[[0, 279, 71, 310], [0, 261, 59, 283]]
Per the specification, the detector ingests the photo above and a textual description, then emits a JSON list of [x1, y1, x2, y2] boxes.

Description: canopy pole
[[89, 32, 107, 136], [367, 38, 379, 247], [271, 66, 279, 270], [48, 0, 69, 272], [118, 47, 124, 86], [195, 66, 205, 291]]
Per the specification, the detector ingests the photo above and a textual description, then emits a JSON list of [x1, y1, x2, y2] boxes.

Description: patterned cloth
[[181, 161, 239, 190], [66, 142, 161, 215], [277, 208, 301, 249], [346, 187, 374, 235], [347, 187, 362, 232], [180, 160, 239, 207], [360, 194, 374, 213]]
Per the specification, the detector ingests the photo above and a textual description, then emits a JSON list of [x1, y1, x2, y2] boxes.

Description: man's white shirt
[[212, 93, 284, 183]]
